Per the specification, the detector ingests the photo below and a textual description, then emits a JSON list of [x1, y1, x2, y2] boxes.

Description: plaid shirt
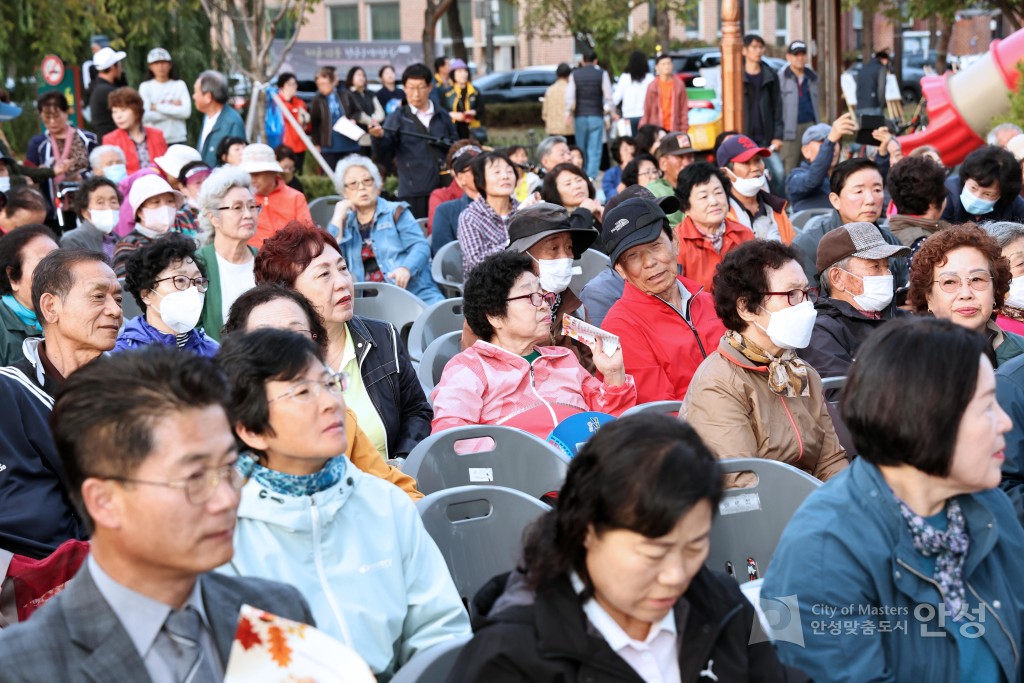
[[457, 196, 519, 278]]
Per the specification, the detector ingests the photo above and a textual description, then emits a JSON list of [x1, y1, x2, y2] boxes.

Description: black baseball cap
[[787, 41, 808, 54], [602, 197, 670, 265], [507, 202, 598, 258]]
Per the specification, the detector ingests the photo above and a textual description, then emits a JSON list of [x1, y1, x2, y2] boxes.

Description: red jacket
[[427, 182, 463, 233], [250, 178, 314, 248], [601, 275, 725, 404], [102, 127, 168, 175], [676, 215, 755, 292], [639, 77, 689, 133]]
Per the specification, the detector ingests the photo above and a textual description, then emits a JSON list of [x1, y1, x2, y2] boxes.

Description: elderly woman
[[195, 166, 258, 340], [674, 161, 755, 292], [328, 155, 443, 304], [458, 151, 520, 277], [217, 329, 466, 678], [241, 143, 313, 248], [0, 225, 58, 365], [255, 223, 432, 461], [26, 91, 97, 199], [224, 282, 327, 348], [115, 233, 218, 356], [112, 173, 185, 277], [61, 175, 121, 258], [449, 413, 801, 682], [984, 221, 1024, 336], [682, 239, 847, 482], [432, 251, 636, 440], [941, 144, 1024, 224], [763, 317, 1024, 682], [909, 223, 1024, 367], [541, 162, 603, 226], [88, 144, 127, 182], [102, 87, 169, 175]]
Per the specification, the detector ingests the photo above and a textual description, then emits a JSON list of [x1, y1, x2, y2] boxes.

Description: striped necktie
[[158, 606, 216, 683]]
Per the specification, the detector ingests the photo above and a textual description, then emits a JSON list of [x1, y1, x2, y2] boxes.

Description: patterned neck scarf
[[241, 453, 348, 498], [1001, 305, 1024, 324], [725, 329, 810, 397], [897, 497, 970, 620], [694, 220, 726, 253]]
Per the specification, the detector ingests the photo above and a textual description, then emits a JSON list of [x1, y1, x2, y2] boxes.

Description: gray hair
[[333, 154, 382, 193], [987, 123, 1023, 146], [196, 70, 230, 105], [196, 166, 253, 245], [983, 221, 1024, 250], [820, 256, 853, 297], [536, 135, 567, 164], [88, 145, 125, 170]]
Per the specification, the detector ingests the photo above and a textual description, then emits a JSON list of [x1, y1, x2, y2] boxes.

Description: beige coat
[[542, 79, 575, 136], [681, 336, 847, 483]]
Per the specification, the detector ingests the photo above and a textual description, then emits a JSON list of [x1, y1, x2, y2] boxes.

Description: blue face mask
[[960, 186, 997, 215], [103, 163, 127, 183]]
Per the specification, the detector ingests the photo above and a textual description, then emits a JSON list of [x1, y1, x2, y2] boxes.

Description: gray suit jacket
[[0, 562, 314, 682]]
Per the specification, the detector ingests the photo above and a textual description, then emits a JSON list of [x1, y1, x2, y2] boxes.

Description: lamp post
[[721, 0, 744, 131]]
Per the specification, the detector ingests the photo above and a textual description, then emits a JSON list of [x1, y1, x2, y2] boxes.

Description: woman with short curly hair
[[681, 238, 847, 482], [102, 87, 168, 174], [908, 222, 1023, 367]]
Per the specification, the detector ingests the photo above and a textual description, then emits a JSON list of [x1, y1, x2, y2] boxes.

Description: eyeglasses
[[404, 84, 431, 92], [344, 178, 376, 191], [217, 203, 262, 216], [507, 291, 558, 308], [638, 168, 663, 178], [764, 287, 819, 306], [934, 274, 992, 294], [152, 275, 210, 293], [269, 372, 349, 404], [99, 462, 249, 505]]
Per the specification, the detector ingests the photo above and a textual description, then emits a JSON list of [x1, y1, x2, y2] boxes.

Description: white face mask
[[757, 300, 817, 350], [153, 285, 205, 334], [1007, 277, 1024, 309], [88, 209, 118, 234], [534, 256, 575, 294], [139, 205, 177, 237], [841, 270, 894, 312], [0, 177, 10, 193], [729, 170, 766, 197]]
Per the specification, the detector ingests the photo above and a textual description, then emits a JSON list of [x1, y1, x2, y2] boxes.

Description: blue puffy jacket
[[112, 315, 219, 357]]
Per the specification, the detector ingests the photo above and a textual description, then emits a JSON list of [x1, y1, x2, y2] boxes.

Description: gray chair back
[[819, 376, 846, 393], [417, 485, 550, 609], [431, 240, 464, 298], [568, 248, 611, 295], [352, 281, 426, 347], [118, 279, 145, 321], [389, 634, 473, 683], [707, 458, 822, 581], [620, 400, 683, 418], [791, 208, 832, 230], [408, 297, 464, 362], [417, 330, 463, 400], [307, 195, 343, 229], [403, 425, 570, 498]]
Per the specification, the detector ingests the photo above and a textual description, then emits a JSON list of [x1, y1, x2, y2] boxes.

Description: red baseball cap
[[716, 134, 772, 166]]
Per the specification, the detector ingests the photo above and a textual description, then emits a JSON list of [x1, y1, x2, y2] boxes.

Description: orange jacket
[[102, 127, 168, 175], [344, 407, 422, 500], [676, 215, 755, 292], [250, 177, 313, 248], [725, 194, 795, 244]]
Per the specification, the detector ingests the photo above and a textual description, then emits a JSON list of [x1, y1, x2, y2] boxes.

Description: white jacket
[[613, 73, 654, 119], [139, 78, 192, 144], [219, 460, 470, 679]]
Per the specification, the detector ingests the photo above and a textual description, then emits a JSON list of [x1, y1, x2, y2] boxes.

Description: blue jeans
[[574, 115, 604, 180]]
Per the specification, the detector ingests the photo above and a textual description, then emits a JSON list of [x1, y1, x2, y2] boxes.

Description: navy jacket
[[802, 296, 907, 382], [198, 105, 247, 167], [431, 194, 472, 257], [786, 138, 835, 212], [941, 175, 1024, 224], [996, 353, 1024, 524], [373, 104, 457, 198]]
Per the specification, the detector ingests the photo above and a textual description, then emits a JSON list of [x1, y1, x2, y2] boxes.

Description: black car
[[472, 67, 558, 104]]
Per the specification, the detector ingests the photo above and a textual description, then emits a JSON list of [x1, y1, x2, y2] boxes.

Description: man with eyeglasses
[[0, 347, 315, 681], [0, 249, 121, 559], [801, 222, 909, 389]]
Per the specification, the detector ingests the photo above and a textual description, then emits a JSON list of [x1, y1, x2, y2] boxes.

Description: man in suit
[[0, 347, 314, 681], [193, 70, 247, 167]]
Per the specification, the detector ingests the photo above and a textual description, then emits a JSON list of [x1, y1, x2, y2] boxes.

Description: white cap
[[93, 47, 127, 71], [154, 145, 202, 180], [239, 143, 284, 174], [128, 174, 185, 215], [1007, 134, 1024, 162], [147, 47, 172, 64]]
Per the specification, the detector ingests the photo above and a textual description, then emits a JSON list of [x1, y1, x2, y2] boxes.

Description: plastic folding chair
[[416, 485, 550, 610], [407, 297, 464, 362], [706, 458, 822, 582], [307, 195, 343, 230], [431, 240, 464, 298], [417, 330, 463, 400], [403, 425, 570, 498], [118, 279, 145, 321], [568, 248, 611, 295], [791, 208, 832, 230], [389, 634, 473, 683], [352, 282, 426, 347], [619, 400, 684, 418]]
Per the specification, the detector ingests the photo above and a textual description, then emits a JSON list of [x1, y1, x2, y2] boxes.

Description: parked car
[[848, 53, 952, 104], [472, 67, 558, 103], [656, 49, 786, 88]]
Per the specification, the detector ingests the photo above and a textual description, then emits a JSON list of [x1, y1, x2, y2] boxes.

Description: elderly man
[[0, 249, 121, 558], [0, 347, 315, 679], [524, 135, 573, 194], [989, 122, 1023, 148], [193, 70, 247, 167], [779, 40, 820, 176], [88, 144, 128, 182], [719, 134, 795, 243], [647, 131, 696, 226], [800, 222, 909, 381], [240, 143, 312, 248], [786, 113, 857, 212], [599, 197, 725, 403]]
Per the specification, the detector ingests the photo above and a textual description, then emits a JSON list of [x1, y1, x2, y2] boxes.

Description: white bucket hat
[[93, 47, 127, 71], [154, 145, 202, 181], [128, 174, 185, 215], [239, 143, 284, 174]]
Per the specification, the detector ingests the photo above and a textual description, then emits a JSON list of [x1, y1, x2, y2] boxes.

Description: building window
[[368, 2, 401, 40], [495, 0, 517, 37], [267, 7, 299, 39], [745, 0, 761, 33], [775, 2, 789, 46], [329, 5, 360, 41]]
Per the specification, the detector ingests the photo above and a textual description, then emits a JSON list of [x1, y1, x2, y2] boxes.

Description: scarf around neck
[[897, 496, 970, 620], [240, 452, 348, 497], [725, 329, 810, 397], [2, 294, 40, 332]]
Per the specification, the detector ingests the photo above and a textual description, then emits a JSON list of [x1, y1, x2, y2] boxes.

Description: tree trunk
[[655, 2, 671, 51], [861, 1, 876, 63], [448, 1, 469, 62], [423, 0, 455, 71], [934, 16, 953, 75]]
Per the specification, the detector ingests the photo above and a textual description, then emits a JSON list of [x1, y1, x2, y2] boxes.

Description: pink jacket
[[431, 341, 637, 441]]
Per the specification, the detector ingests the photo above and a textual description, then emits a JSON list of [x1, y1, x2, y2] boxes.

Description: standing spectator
[[240, 143, 312, 248], [640, 54, 689, 134], [602, 135, 635, 201], [778, 40, 819, 176], [541, 63, 575, 143], [718, 134, 795, 243], [855, 50, 890, 118], [941, 145, 1024, 224], [25, 92, 97, 207], [375, 65, 406, 116], [785, 114, 856, 212], [346, 66, 385, 155], [0, 225, 58, 365], [887, 155, 950, 250], [103, 87, 169, 175], [193, 69, 247, 167], [443, 59, 482, 141], [0, 186, 48, 235], [276, 72, 310, 171], [88, 46, 127, 138], [432, 144, 481, 255], [371, 63, 457, 219], [138, 47, 191, 145], [613, 50, 654, 135], [311, 67, 358, 172], [741, 34, 784, 195], [431, 56, 451, 109], [458, 151, 520, 277], [62, 175, 121, 258], [565, 49, 612, 181], [81, 35, 109, 107]]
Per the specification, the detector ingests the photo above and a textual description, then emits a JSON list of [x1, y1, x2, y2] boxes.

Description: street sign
[[37, 55, 81, 128], [41, 55, 65, 86]]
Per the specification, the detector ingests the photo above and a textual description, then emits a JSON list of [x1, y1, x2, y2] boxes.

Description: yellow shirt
[[340, 324, 390, 460]]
